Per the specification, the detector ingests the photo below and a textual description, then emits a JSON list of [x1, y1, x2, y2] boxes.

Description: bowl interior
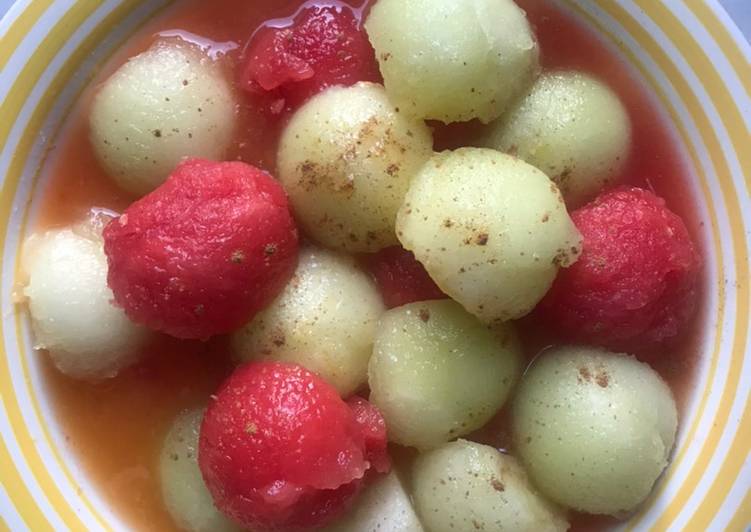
[[0, 0, 749, 530]]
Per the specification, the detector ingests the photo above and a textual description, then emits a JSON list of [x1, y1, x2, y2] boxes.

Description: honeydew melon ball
[[481, 71, 631, 205], [413, 440, 569, 532], [232, 247, 385, 397], [368, 299, 521, 449], [327, 470, 425, 532], [396, 148, 582, 324], [512, 346, 678, 516], [277, 82, 433, 253], [22, 227, 148, 380], [159, 409, 239, 532], [365, 0, 539, 123], [90, 39, 237, 196]]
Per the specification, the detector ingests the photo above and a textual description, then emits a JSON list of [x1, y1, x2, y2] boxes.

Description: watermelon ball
[[240, 4, 381, 114], [103, 159, 298, 340], [366, 246, 446, 309], [198, 362, 390, 531], [538, 186, 701, 352], [347, 396, 390, 474]]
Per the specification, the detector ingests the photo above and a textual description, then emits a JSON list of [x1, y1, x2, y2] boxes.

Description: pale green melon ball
[[396, 148, 582, 324], [232, 247, 385, 397], [277, 82, 433, 253], [368, 300, 521, 449], [413, 440, 569, 532], [159, 409, 239, 532], [365, 0, 539, 123], [90, 40, 237, 196], [22, 226, 148, 380], [480, 71, 631, 205], [327, 471, 424, 532], [512, 346, 678, 516]]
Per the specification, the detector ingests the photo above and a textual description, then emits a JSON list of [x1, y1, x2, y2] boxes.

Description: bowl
[[0, 0, 749, 530]]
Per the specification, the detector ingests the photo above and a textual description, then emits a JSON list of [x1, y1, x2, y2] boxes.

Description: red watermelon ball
[[240, 3, 380, 114], [538, 186, 701, 352], [198, 361, 390, 531], [103, 159, 299, 339]]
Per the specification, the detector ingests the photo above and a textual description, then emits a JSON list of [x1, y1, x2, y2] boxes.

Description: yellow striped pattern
[[0, 0, 748, 530]]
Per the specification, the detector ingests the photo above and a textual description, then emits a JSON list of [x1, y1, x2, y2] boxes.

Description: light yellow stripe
[[686, 0, 751, 100], [688, 416, 751, 527], [727, 487, 751, 532], [633, 0, 751, 195], [1, 0, 172, 527], [0, 294, 72, 529], [0, 1, 103, 155], [0, 0, 53, 72], [582, 1, 751, 529], [0, 422, 50, 530], [564, 1, 748, 530], [625, 1, 751, 527], [560, 3, 729, 529], [0, 1, 134, 529]]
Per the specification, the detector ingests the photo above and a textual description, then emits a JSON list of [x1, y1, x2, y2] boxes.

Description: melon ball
[[413, 440, 569, 532], [396, 148, 582, 324], [90, 39, 237, 196], [328, 471, 425, 532], [159, 409, 239, 532], [22, 227, 148, 380], [232, 247, 385, 397], [480, 71, 631, 205], [365, 0, 539, 123], [512, 346, 678, 516], [277, 82, 433, 253], [368, 299, 521, 449]]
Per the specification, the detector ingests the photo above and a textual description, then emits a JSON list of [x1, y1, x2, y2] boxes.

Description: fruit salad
[[18, 0, 703, 530]]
